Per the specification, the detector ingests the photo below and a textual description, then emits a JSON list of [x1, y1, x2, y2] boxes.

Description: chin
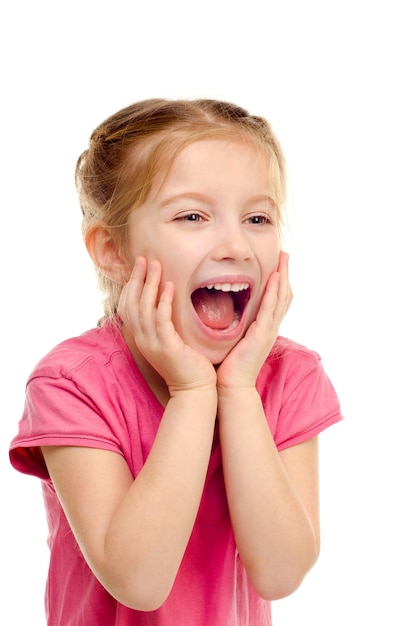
[[201, 344, 236, 366]]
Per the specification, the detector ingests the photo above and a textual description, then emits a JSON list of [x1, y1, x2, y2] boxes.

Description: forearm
[[218, 388, 319, 600], [103, 387, 217, 609]]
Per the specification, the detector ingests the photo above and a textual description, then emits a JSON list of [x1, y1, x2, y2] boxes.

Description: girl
[[10, 98, 342, 625]]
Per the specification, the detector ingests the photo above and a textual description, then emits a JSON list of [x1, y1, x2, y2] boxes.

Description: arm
[[217, 391, 320, 600], [43, 257, 218, 611], [42, 385, 217, 611], [217, 252, 319, 599]]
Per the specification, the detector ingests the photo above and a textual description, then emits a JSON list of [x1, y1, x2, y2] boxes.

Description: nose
[[211, 224, 254, 262]]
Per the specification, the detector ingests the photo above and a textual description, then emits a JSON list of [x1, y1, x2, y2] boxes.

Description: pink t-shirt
[[10, 319, 342, 626]]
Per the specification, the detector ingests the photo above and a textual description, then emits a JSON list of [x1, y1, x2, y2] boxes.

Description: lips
[[191, 281, 251, 331]]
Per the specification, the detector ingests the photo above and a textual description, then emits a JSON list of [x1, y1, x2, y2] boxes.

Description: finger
[[256, 253, 290, 332], [249, 271, 280, 337], [252, 251, 290, 326], [277, 250, 289, 273], [117, 256, 147, 326], [274, 252, 292, 323], [155, 281, 176, 339], [137, 259, 163, 324]]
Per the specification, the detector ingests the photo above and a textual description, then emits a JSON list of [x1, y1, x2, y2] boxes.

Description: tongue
[[192, 289, 235, 329]]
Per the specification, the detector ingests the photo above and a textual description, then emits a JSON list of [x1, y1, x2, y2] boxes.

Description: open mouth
[[191, 282, 250, 331]]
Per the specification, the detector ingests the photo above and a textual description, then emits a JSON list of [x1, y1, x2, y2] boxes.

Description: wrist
[[169, 381, 218, 398], [168, 385, 218, 423], [217, 386, 264, 426], [217, 384, 259, 403]]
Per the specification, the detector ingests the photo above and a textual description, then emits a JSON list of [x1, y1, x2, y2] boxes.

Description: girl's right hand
[[117, 256, 217, 395]]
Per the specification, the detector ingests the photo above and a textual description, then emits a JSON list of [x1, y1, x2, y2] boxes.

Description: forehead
[[154, 139, 275, 196]]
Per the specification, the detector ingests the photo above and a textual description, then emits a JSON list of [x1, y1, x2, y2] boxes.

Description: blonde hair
[[75, 98, 287, 320]]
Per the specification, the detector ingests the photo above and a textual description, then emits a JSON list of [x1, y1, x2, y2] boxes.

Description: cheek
[[158, 238, 203, 286], [262, 237, 281, 273], [159, 257, 186, 287]]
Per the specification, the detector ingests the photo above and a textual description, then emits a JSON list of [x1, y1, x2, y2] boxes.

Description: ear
[[85, 223, 130, 285]]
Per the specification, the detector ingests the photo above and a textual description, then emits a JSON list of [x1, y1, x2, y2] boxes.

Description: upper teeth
[[205, 283, 249, 292]]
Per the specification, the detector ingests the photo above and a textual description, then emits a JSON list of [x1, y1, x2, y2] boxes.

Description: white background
[[1, 1, 416, 624]]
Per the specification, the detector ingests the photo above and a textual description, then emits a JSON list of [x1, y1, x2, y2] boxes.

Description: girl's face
[[126, 139, 281, 364]]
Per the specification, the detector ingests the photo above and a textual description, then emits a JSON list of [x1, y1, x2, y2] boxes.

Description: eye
[[244, 214, 273, 225], [175, 212, 205, 222]]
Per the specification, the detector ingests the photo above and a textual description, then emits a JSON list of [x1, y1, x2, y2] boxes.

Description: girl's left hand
[[216, 251, 292, 390]]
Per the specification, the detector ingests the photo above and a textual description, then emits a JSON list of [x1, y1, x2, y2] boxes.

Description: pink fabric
[[10, 319, 342, 625]]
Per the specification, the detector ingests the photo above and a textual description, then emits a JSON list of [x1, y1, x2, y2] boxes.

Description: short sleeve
[[9, 373, 124, 480], [259, 339, 343, 451]]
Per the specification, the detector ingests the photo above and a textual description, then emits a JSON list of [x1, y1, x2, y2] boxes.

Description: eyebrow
[[158, 192, 211, 208], [158, 191, 277, 210]]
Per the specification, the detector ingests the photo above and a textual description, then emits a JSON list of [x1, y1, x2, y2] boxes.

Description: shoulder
[[258, 336, 342, 449], [23, 317, 147, 426], [257, 336, 325, 403], [269, 336, 321, 361], [10, 318, 151, 479], [27, 318, 131, 384], [261, 336, 323, 385]]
